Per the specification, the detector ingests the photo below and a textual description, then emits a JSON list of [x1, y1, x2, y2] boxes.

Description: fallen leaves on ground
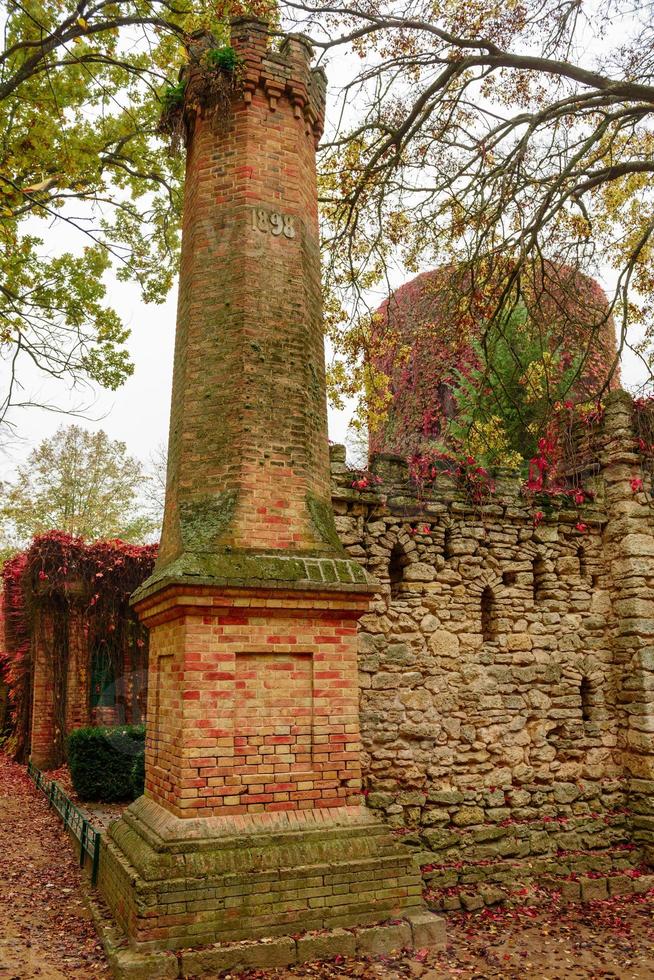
[[2, 750, 654, 980], [0, 752, 109, 979], [229, 888, 654, 980]]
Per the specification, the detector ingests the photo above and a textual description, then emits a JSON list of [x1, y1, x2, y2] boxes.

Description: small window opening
[[580, 676, 593, 723], [591, 573, 601, 589], [503, 570, 517, 587], [577, 546, 588, 579], [443, 526, 454, 560], [388, 542, 409, 598], [481, 586, 497, 642], [90, 642, 116, 708], [533, 557, 547, 603]]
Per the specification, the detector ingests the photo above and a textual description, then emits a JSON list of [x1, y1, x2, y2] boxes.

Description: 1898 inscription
[[251, 207, 296, 239]]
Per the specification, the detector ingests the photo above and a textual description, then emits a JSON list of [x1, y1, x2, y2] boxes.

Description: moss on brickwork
[[306, 490, 345, 552], [133, 548, 372, 603], [98, 800, 426, 957], [178, 490, 238, 551]]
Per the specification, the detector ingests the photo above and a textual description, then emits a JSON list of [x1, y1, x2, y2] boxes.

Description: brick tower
[[97, 20, 441, 976]]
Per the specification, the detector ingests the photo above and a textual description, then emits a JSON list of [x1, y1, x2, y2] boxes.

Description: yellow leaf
[[76, 17, 88, 30]]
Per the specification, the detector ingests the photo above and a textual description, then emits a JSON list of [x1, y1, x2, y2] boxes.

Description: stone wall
[[330, 390, 654, 908]]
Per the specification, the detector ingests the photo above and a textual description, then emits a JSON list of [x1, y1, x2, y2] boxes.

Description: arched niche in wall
[[580, 675, 595, 724], [577, 667, 605, 735], [388, 539, 410, 599], [480, 586, 497, 642], [533, 556, 548, 603], [467, 570, 505, 642]]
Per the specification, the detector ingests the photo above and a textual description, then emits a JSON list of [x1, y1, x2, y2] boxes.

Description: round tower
[[369, 262, 620, 458]]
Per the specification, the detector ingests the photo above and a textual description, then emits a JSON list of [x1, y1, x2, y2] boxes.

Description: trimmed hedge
[[67, 724, 145, 802], [131, 750, 145, 799]]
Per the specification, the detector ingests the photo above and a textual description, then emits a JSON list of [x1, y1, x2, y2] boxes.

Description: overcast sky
[[0, 43, 369, 481]]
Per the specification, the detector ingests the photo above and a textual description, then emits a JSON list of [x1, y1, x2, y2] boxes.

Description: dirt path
[[0, 752, 108, 979]]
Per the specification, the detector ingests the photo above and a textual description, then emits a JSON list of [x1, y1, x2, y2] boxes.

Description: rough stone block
[[553, 782, 580, 804], [452, 807, 484, 827], [356, 921, 412, 955], [551, 880, 579, 907], [580, 877, 608, 902], [479, 885, 505, 906], [296, 928, 357, 962], [403, 562, 435, 582], [632, 874, 654, 894], [180, 936, 297, 975], [460, 892, 484, 911], [422, 829, 460, 851], [407, 911, 446, 948], [608, 875, 633, 896], [426, 790, 464, 805], [110, 950, 179, 980]]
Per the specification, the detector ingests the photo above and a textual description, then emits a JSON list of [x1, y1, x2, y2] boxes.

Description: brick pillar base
[[97, 800, 437, 978], [96, 585, 440, 977]]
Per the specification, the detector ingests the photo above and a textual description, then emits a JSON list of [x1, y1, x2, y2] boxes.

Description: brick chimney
[[98, 22, 440, 973], [148, 19, 348, 581], [130, 17, 372, 819]]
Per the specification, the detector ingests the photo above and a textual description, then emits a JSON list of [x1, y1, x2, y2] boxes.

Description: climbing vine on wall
[[343, 262, 619, 463], [1, 551, 30, 757], [631, 396, 654, 503], [345, 260, 615, 525], [388, 400, 601, 525], [1, 532, 156, 761]]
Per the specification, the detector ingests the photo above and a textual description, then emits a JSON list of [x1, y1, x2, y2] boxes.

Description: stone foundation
[[97, 798, 442, 977], [92, 896, 443, 980]]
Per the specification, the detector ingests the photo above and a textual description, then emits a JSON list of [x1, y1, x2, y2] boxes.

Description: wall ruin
[[331, 390, 654, 908]]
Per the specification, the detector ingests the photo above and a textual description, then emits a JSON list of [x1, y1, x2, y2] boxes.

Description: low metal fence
[[27, 761, 101, 885]]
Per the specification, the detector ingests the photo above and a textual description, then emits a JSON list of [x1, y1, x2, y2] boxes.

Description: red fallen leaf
[[414, 947, 429, 962]]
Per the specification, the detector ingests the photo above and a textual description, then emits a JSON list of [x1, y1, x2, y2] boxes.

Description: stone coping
[[123, 796, 378, 849], [132, 551, 376, 607]]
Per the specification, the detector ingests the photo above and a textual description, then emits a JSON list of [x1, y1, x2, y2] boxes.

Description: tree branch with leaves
[[0, 0, 275, 437], [278, 0, 654, 437]]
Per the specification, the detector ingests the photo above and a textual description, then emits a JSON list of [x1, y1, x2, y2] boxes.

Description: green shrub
[[131, 750, 145, 799], [67, 724, 145, 802]]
